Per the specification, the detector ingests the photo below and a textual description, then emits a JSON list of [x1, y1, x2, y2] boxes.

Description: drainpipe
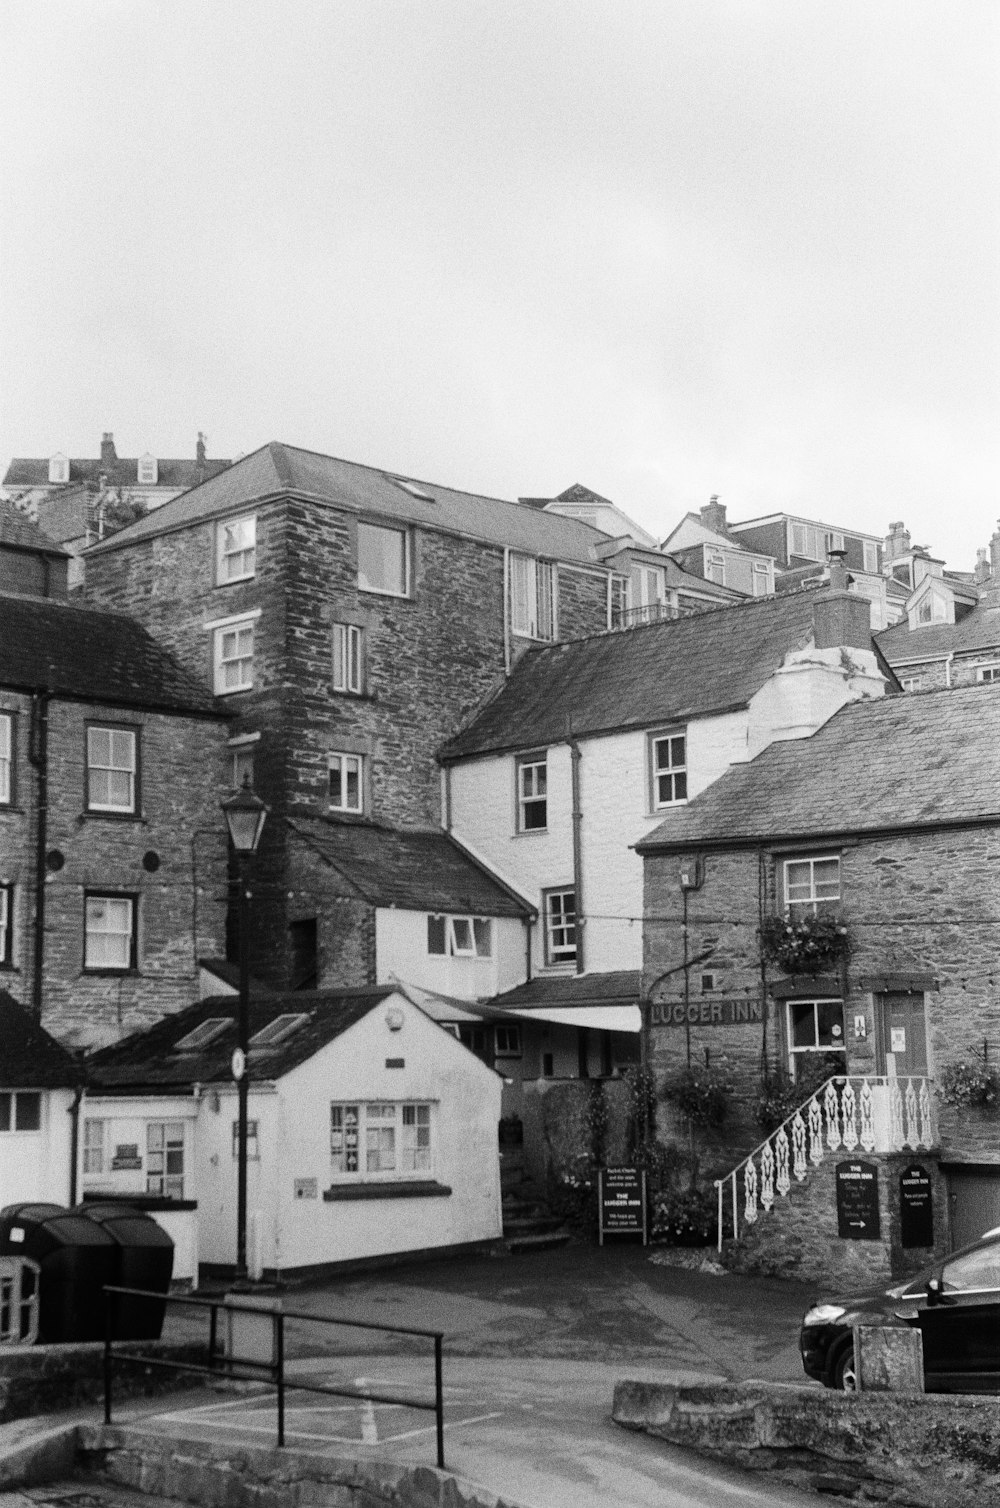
[[28, 689, 50, 1019], [524, 917, 533, 982], [442, 763, 452, 833], [503, 548, 512, 675], [567, 716, 584, 975], [68, 1082, 84, 1205], [944, 652, 954, 689]]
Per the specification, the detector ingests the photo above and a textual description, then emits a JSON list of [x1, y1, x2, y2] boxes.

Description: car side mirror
[[926, 1275, 943, 1307]]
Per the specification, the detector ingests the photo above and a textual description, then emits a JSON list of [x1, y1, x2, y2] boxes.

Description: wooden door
[[877, 992, 928, 1077]]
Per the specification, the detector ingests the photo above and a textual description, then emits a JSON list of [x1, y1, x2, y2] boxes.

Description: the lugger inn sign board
[[651, 997, 764, 1028]]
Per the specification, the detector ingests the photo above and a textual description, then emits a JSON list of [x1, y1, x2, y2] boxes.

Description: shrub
[[651, 1182, 717, 1246], [662, 1060, 735, 1128], [756, 1054, 845, 1132], [938, 1058, 1000, 1111]]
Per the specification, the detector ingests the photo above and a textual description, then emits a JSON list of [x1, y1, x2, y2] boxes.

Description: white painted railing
[[715, 1075, 937, 1252]]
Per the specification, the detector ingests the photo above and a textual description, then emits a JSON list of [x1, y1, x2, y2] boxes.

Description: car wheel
[[832, 1343, 858, 1391]]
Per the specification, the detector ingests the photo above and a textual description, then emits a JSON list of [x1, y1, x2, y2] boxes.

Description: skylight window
[[173, 1018, 230, 1053], [249, 1013, 309, 1049], [387, 476, 435, 503]]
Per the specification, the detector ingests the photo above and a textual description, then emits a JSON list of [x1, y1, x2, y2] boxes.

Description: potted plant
[[759, 912, 849, 976]]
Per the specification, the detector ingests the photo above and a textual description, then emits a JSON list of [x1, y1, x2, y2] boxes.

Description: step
[[504, 1229, 573, 1254], [502, 1214, 566, 1236]]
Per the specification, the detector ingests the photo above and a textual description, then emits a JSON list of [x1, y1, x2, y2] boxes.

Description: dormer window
[[48, 454, 69, 484], [137, 453, 158, 485]]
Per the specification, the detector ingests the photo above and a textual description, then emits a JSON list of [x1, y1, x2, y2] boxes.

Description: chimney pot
[[100, 432, 117, 467], [827, 549, 849, 592], [196, 432, 207, 466]]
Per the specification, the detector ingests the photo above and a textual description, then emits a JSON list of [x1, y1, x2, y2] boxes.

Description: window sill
[[323, 1180, 452, 1202], [513, 828, 548, 838], [357, 586, 412, 601], [82, 810, 145, 823], [214, 687, 255, 699], [83, 968, 139, 978], [215, 576, 256, 589], [81, 1192, 198, 1212]]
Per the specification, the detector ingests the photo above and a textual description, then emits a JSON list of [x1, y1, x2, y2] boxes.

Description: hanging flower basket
[[759, 913, 849, 976]]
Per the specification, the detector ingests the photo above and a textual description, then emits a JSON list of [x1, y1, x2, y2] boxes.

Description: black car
[[800, 1227, 1000, 1392]]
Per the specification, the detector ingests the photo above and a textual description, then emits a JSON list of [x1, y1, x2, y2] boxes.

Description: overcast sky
[[2, 2, 997, 567]]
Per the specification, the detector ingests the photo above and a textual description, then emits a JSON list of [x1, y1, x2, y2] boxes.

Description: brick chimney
[[812, 578, 873, 652], [883, 520, 910, 564], [975, 547, 991, 586], [989, 521, 1000, 580], [196, 432, 207, 466], [699, 495, 727, 535], [100, 432, 117, 467], [827, 548, 850, 592]]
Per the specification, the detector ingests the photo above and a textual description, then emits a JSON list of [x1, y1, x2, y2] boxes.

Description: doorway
[[946, 1166, 1000, 1250], [876, 992, 928, 1077]]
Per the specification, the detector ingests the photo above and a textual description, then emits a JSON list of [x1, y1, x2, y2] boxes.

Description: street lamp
[[221, 777, 268, 1283]]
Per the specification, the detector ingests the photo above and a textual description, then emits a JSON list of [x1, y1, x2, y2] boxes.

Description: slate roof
[[0, 499, 69, 556], [489, 970, 642, 1009], [0, 992, 80, 1088], [0, 596, 221, 716], [86, 443, 606, 567], [3, 456, 230, 491], [637, 681, 1000, 851], [441, 590, 824, 759], [86, 988, 395, 1091], [877, 600, 1000, 664], [288, 818, 533, 916]]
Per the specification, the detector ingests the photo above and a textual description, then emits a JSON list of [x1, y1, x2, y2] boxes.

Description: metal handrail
[[102, 1284, 446, 1469]]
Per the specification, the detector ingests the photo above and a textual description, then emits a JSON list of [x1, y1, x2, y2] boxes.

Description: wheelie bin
[[74, 1202, 174, 1340], [0, 1203, 118, 1343]]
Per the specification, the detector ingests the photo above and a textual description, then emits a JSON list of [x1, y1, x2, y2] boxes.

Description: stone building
[[82, 441, 619, 992], [0, 589, 230, 1049], [0, 498, 71, 599], [637, 681, 1000, 1284]]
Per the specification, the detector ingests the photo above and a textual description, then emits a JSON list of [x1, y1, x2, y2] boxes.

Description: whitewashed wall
[[0, 1089, 75, 1209], [375, 909, 526, 999]]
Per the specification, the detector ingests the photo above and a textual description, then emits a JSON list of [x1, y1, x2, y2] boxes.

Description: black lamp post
[[221, 777, 268, 1282]]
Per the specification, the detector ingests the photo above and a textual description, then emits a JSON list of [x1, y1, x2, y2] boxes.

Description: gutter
[[636, 811, 1000, 856]]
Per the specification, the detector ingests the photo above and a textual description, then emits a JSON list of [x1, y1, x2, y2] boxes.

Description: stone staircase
[[500, 1166, 572, 1254]]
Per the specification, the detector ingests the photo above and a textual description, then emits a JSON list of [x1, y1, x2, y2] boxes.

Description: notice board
[[599, 1166, 647, 1245], [836, 1159, 881, 1240], [900, 1164, 934, 1248]]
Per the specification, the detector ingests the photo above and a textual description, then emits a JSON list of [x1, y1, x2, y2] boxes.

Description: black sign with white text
[[836, 1160, 880, 1240], [900, 1163, 934, 1248]]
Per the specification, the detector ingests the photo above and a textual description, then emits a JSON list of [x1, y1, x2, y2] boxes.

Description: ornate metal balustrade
[[715, 1075, 937, 1251]]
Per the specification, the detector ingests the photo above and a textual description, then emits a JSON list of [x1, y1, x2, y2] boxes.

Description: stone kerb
[[612, 1378, 1000, 1508]]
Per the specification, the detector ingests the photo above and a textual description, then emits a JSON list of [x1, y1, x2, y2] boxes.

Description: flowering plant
[[937, 1059, 1000, 1111], [759, 912, 849, 976], [651, 1183, 717, 1246], [662, 1060, 735, 1128]]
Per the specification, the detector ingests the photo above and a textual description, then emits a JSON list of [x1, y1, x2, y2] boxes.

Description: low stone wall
[[76, 1422, 524, 1508], [612, 1378, 1000, 1507], [0, 1341, 208, 1423]]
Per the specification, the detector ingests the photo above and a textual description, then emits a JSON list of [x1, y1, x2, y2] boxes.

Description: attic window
[[387, 477, 435, 503], [174, 1018, 230, 1052], [137, 453, 158, 485], [249, 1013, 309, 1048]]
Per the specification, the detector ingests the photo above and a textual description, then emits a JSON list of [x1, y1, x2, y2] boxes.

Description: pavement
[[1, 1241, 825, 1508]]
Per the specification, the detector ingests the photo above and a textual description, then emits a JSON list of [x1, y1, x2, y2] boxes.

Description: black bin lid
[[76, 1203, 174, 1248]]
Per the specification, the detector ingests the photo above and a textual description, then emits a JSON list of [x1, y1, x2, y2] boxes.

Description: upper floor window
[[358, 522, 408, 596], [86, 725, 138, 814], [83, 1117, 104, 1173], [784, 856, 840, 918], [328, 752, 364, 813], [751, 562, 770, 596], [0, 713, 11, 805], [544, 888, 576, 965], [977, 664, 1000, 684], [0, 1091, 41, 1132], [510, 554, 555, 640], [517, 753, 547, 831], [789, 523, 845, 562], [0, 883, 12, 967], [704, 550, 726, 585], [216, 515, 256, 584], [330, 1101, 432, 1177], [137, 453, 158, 485], [900, 675, 923, 692], [863, 541, 879, 574], [213, 615, 256, 694], [333, 623, 363, 693], [650, 731, 687, 808], [48, 454, 69, 484], [427, 915, 492, 957], [84, 893, 137, 972]]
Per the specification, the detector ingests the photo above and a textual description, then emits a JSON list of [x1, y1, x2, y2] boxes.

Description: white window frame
[[86, 725, 138, 814], [328, 752, 364, 813], [976, 664, 1000, 684], [83, 1117, 105, 1174], [357, 522, 409, 597], [786, 998, 846, 1077], [783, 856, 841, 918], [704, 549, 726, 584], [48, 454, 69, 484], [333, 623, 363, 693], [0, 713, 11, 805], [330, 1101, 433, 1180], [216, 514, 256, 584], [146, 1120, 185, 1199], [212, 614, 257, 694], [0, 1091, 41, 1133], [789, 522, 845, 563], [863, 540, 879, 574], [510, 554, 556, 640], [0, 883, 11, 966], [427, 915, 492, 957], [650, 730, 687, 809], [900, 675, 923, 692], [84, 893, 136, 972], [544, 888, 576, 965], [137, 454, 158, 485], [516, 753, 547, 832], [751, 562, 770, 596]]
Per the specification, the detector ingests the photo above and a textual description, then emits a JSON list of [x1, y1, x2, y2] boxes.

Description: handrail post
[[434, 1333, 444, 1470], [276, 1310, 285, 1449], [716, 1180, 723, 1254], [103, 1287, 112, 1425], [209, 1300, 218, 1370]]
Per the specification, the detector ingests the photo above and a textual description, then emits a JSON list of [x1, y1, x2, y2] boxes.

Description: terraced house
[[82, 442, 623, 994]]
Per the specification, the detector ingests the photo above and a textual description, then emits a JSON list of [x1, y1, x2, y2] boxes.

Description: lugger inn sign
[[651, 998, 764, 1027]]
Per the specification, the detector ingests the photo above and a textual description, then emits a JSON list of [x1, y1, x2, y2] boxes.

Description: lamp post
[[221, 777, 268, 1283]]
